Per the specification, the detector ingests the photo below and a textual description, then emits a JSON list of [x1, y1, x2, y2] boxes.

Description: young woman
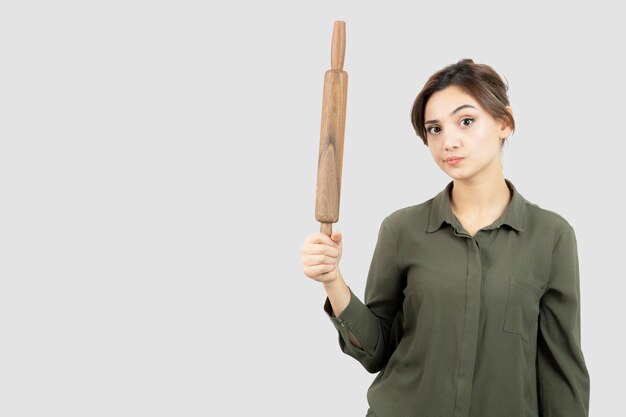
[[300, 58, 590, 417]]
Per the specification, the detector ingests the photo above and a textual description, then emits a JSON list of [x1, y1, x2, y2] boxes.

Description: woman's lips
[[444, 157, 464, 166]]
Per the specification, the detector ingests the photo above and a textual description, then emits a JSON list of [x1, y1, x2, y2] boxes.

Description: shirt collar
[[427, 178, 526, 233]]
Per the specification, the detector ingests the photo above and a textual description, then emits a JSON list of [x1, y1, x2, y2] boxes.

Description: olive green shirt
[[323, 179, 590, 417]]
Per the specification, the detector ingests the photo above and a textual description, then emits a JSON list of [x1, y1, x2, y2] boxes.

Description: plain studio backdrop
[[0, 1, 622, 416]]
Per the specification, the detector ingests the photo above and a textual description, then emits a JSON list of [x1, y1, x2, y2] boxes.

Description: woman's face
[[424, 85, 512, 183]]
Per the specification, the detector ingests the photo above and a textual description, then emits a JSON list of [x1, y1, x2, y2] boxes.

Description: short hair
[[411, 58, 516, 146]]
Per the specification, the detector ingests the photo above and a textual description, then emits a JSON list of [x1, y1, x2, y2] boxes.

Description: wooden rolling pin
[[315, 21, 348, 237]]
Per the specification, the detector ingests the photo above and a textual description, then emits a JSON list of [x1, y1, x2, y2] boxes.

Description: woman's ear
[[499, 105, 514, 137]]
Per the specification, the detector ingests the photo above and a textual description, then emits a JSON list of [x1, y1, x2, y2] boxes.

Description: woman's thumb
[[331, 230, 342, 243]]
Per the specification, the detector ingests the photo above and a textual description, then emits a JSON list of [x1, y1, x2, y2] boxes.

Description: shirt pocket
[[503, 275, 544, 343]]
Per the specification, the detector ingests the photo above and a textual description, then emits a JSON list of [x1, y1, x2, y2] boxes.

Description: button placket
[[454, 237, 483, 417]]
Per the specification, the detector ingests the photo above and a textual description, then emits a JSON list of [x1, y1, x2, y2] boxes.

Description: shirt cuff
[[323, 285, 365, 330]]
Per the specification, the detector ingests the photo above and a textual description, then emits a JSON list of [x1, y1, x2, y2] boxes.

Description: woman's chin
[[443, 168, 470, 181]]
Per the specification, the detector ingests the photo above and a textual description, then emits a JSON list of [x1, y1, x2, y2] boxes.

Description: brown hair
[[410, 58, 515, 146]]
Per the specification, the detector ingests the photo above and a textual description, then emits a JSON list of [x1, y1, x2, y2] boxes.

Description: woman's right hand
[[300, 230, 343, 284]]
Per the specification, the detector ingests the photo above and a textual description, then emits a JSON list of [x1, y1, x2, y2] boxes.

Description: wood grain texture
[[315, 21, 348, 236]]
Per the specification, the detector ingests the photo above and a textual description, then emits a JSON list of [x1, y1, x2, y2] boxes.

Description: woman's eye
[[426, 126, 440, 134], [460, 117, 474, 126]]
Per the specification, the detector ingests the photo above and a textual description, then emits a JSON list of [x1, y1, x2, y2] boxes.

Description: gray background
[[0, 1, 622, 416]]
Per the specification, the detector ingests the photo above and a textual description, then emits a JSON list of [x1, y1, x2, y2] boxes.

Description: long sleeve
[[323, 216, 405, 373], [537, 225, 590, 416]]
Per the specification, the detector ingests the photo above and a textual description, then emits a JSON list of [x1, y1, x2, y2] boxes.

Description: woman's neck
[[450, 174, 511, 219]]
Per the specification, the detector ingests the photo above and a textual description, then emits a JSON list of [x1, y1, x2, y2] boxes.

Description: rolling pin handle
[[331, 21, 345, 71], [320, 222, 333, 237]]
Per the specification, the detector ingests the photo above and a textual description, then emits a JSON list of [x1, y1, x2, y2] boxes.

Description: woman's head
[[411, 58, 515, 147]]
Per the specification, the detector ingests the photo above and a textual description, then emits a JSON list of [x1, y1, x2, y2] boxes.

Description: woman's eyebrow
[[425, 104, 477, 125]]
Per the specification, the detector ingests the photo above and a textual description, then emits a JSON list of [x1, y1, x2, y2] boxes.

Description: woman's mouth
[[444, 157, 464, 166]]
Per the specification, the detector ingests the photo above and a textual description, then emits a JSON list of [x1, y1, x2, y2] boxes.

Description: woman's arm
[[537, 225, 590, 416], [323, 266, 363, 349], [322, 216, 404, 373]]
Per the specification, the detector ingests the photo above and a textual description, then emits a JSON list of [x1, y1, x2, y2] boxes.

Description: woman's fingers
[[301, 242, 339, 257], [300, 230, 343, 281], [303, 263, 336, 276], [305, 232, 339, 248], [301, 252, 338, 266]]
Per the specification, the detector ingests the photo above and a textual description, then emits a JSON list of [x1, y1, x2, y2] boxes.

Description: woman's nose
[[443, 133, 461, 150]]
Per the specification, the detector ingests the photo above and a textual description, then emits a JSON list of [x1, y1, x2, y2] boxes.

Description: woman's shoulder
[[504, 179, 575, 236], [522, 199, 576, 236], [382, 198, 435, 229]]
